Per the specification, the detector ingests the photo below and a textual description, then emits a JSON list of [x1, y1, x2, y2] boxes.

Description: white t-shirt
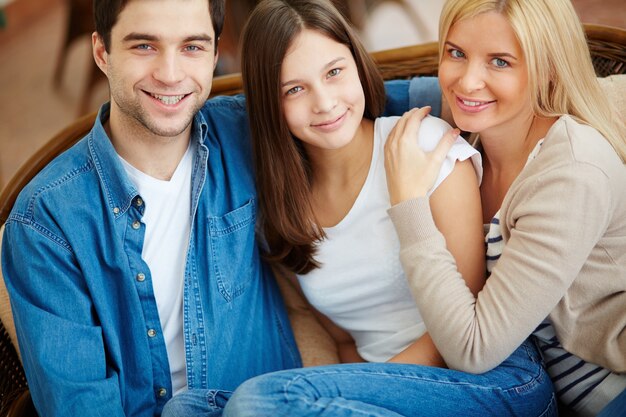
[[120, 145, 193, 395], [297, 116, 481, 362]]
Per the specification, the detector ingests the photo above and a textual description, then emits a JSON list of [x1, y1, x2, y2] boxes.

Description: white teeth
[[150, 93, 185, 105], [462, 99, 484, 107]]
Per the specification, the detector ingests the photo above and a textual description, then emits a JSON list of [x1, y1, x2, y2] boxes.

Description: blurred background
[[0, 0, 624, 191]]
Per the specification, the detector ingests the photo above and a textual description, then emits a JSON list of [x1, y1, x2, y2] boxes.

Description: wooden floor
[[0, 0, 624, 191]]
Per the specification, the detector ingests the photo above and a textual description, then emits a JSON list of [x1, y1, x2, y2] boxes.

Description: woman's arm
[[428, 159, 485, 296], [387, 159, 484, 367], [388, 164, 614, 373]]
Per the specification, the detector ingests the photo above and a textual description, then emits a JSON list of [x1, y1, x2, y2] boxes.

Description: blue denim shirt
[[1, 78, 440, 417]]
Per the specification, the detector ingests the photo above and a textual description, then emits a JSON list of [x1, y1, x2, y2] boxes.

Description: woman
[[383, 0, 626, 416], [215, 0, 557, 416]]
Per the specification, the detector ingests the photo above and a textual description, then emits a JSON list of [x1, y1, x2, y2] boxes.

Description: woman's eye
[[449, 49, 465, 59], [491, 58, 509, 68], [327, 68, 341, 77], [286, 86, 303, 96]]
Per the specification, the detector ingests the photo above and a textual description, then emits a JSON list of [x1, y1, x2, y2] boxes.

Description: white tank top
[[297, 116, 481, 362]]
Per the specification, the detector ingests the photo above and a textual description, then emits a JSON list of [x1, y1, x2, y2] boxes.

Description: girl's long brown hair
[[241, 0, 386, 274]]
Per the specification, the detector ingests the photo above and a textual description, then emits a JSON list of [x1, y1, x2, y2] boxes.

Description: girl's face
[[280, 29, 366, 151], [438, 12, 533, 138]]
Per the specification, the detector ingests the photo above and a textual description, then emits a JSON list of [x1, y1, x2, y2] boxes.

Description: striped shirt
[[485, 139, 626, 416]]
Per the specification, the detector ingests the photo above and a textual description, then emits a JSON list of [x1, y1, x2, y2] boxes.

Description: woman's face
[[279, 29, 366, 151], [438, 12, 533, 139]]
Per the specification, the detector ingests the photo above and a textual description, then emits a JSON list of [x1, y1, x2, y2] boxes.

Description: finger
[[431, 128, 459, 163], [387, 107, 431, 151], [398, 107, 430, 133], [388, 109, 414, 141], [402, 106, 431, 142]]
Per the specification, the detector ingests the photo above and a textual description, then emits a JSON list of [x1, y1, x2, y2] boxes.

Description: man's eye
[[185, 45, 201, 52]]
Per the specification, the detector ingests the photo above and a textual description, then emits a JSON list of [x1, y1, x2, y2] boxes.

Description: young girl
[[382, 0, 626, 416], [242, 0, 485, 367], [218, 0, 556, 416]]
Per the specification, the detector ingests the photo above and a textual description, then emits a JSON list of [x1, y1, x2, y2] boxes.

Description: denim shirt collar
[[87, 102, 209, 219]]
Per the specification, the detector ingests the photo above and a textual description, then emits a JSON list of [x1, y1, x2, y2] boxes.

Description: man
[[1, 0, 442, 416]]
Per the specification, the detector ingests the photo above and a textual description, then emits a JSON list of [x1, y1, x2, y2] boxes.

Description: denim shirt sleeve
[[2, 222, 126, 417], [383, 77, 442, 118]]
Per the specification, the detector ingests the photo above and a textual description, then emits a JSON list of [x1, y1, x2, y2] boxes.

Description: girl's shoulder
[[375, 115, 482, 189], [375, 115, 452, 150], [375, 115, 458, 157]]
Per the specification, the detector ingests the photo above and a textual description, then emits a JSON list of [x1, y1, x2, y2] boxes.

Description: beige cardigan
[[388, 115, 626, 374]]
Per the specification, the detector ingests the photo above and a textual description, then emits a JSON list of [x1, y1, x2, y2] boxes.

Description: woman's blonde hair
[[439, 0, 626, 162]]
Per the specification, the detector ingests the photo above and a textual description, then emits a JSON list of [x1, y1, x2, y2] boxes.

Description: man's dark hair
[[94, 0, 225, 53]]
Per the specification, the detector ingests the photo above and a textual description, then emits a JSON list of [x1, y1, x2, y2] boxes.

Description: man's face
[[93, 0, 217, 140]]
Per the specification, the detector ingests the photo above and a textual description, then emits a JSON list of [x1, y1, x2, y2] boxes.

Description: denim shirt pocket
[[208, 198, 257, 302]]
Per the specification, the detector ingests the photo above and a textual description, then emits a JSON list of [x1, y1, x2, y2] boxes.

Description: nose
[[153, 51, 185, 85], [312, 86, 337, 114], [458, 61, 486, 94]]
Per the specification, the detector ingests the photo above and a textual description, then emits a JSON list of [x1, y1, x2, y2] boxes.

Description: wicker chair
[[0, 23, 625, 417]]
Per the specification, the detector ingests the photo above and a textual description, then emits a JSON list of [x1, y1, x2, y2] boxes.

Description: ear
[[92, 32, 109, 76]]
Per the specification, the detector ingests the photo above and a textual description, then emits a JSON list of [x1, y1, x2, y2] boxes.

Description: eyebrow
[[122, 33, 214, 44], [445, 41, 519, 60], [281, 57, 347, 88]]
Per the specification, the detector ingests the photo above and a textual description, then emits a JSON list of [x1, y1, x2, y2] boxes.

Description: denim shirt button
[[113, 207, 120, 214], [132, 220, 141, 230], [157, 388, 167, 398], [135, 197, 143, 207], [136, 273, 146, 282], [147, 329, 157, 338]]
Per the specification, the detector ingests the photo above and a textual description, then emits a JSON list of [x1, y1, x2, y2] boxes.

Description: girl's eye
[[327, 68, 341, 78], [491, 57, 509, 68], [449, 48, 465, 59], [286, 86, 303, 96]]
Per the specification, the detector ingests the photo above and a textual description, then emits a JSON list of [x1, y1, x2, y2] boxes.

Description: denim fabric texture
[[2, 97, 301, 417], [1, 78, 438, 417], [224, 339, 557, 417], [597, 388, 626, 417], [162, 389, 232, 417], [165, 339, 556, 417]]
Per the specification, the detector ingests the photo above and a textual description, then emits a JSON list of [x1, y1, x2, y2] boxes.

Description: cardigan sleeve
[[388, 161, 615, 373]]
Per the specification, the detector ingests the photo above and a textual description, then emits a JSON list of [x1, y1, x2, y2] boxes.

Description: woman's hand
[[384, 107, 459, 206]]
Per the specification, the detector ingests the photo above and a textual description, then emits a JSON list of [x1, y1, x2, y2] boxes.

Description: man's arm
[[2, 222, 126, 417], [383, 77, 447, 121]]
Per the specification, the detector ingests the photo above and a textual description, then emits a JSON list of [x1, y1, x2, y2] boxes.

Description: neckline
[[323, 119, 380, 232]]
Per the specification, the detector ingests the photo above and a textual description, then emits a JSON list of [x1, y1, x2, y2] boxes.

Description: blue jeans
[[163, 339, 556, 417], [597, 387, 626, 417], [162, 389, 232, 417]]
